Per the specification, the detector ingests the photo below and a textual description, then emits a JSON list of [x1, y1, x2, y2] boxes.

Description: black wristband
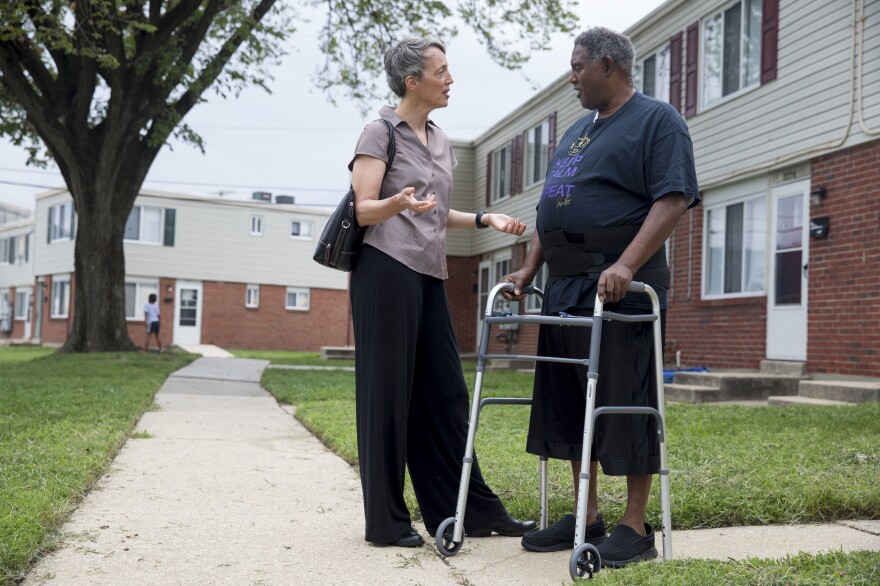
[[475, 211, 489, 229]]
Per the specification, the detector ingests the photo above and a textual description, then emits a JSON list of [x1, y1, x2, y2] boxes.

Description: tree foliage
[[0, 0, 578, 352]]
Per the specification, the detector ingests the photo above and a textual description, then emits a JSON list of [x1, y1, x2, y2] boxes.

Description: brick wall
[[665, 207, 768, 369], [446, 256, 480, 352], [41, 274, 74, 345], [200, 282, 350, 351], [808, 140, 880, 376]]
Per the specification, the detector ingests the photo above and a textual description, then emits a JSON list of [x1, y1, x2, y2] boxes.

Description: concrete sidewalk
[[24, 358, 880, 585]]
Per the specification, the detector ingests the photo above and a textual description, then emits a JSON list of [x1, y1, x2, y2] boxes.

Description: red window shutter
[[511, 136, 523, 195], [685, 22, 699, 118], [761, 0, 779, 84], [548, 111, 557, 160], [669, 32, 683, 113], [485, 151, 493, 207]]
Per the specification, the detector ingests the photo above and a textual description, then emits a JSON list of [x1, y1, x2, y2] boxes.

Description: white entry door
[[16, 288, 32, 339], [476, 261, 492, 351], [766, 181, 809, 360], [173, 281, 203, 346]]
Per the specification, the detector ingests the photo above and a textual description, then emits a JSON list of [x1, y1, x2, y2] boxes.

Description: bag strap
[[377, 118, 396, 176]]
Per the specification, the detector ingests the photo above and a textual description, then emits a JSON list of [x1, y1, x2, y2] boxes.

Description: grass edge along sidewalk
[[0, 348, 195, 586], [256, 351, 880, 584]]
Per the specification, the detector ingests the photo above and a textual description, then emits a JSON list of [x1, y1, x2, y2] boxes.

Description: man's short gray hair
[[574, 27, 635, 80], [384, 37, 446, 97]]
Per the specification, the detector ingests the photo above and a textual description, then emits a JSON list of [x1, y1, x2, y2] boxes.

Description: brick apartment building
[[1, 189, 349, 351]]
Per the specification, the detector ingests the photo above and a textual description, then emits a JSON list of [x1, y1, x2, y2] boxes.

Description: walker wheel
[[435, 517, 463, 556], [569, 543, 600, 580]]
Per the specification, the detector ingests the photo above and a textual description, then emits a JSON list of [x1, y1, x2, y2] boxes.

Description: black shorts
[[526, 307, 664, 476], [148, 321, 160, 334]]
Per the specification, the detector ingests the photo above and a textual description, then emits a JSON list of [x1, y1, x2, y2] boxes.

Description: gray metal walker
[[434, 281, 673, 580]]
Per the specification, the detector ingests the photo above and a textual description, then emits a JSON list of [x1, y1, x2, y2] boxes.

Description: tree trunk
[[59, 178, 139, 353]]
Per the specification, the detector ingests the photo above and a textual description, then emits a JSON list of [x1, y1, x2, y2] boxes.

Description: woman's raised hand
[[395, 188, 437, 214]]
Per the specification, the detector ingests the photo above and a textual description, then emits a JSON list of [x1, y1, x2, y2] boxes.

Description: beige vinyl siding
[[34, 191, 75, 277], [123, 193, 347, 291], [0, 220, 36, 289], [32, 190, 348, 291], [628, 0, 879, 189], [447, 140, 475, 257]]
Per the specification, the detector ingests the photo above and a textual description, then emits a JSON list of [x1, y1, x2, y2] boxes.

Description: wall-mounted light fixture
[[810, 186, 827, 206]]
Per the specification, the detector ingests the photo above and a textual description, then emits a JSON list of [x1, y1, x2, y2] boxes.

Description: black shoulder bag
[[313, 119, 396, 272]]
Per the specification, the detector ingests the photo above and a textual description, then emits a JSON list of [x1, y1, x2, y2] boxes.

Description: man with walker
[[503, 26, 699, 568]]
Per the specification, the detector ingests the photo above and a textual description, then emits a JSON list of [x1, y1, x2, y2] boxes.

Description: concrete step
[[664, 383, 725, 403], [672, 371, 806, 400], [320, 346, 355, 360], [798, 380, 880, 403], [760, 359, 807, 376], [768, 395, 850, 407]]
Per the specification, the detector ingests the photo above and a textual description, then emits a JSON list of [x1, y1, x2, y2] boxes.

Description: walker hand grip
[[498, 283, 539, 295], [627, 281, 646, 293]]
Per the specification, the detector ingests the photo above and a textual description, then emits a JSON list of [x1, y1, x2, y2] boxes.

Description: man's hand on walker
[[597, 261, 635, 303], [501, 269, 533, 300]]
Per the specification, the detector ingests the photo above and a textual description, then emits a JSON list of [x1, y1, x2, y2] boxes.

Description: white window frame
[[0, 289, 10, 320], [250, 215, 264, 236], [246, 284, 260, 308], [51, 276, 70, 319], [700, 0, 763, 110], [0, 237, 11, 265], [635, 44, 671, 103], [124, 205, 164, 245], [124, 279, 160, 321], [285, 287, 310, 311], [289, 220, 314, 240], [702, 194, 767, 299], [50, 202, 74, 242], [525, 264, 549, 313], [524, 118, 551, 187], [490, 144, 512, 203]]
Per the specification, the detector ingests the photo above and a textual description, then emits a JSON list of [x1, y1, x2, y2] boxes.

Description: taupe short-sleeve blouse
[[348, 106, 457, 280]]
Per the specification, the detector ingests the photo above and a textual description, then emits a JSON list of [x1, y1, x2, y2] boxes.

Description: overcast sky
[[0, 0, 665, 211]]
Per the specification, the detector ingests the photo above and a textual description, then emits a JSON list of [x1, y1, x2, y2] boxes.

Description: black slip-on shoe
[[390, 528, 424, 548], [521, 513, 607, 552], [596, 522, 657, 567], [467, 513, 538, 537]]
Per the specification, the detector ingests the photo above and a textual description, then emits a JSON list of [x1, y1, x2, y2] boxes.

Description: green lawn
[[262, 365, 880, 583], [262, 367, 880, 528], [0, 348, 194, 585], [0, 346, 54, 364], [229, 349, 354, 367]]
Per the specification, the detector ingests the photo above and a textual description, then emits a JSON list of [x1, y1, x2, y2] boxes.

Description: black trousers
[[350, 246, 506, 544]]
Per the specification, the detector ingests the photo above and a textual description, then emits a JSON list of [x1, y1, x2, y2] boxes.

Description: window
[[285, 287, 310, 311], [704, 197, 766, 297], [14, 290, 29, 320], [290, 221, 313, 240], [246, 284, 260, 308], [636, 45, 671, 103], [51, 278, 70, 318], [525, 264, 549, 313], [0, 290, 10, 322], [125, 206, 164, 244], [49, 202, 74, 242], [524, 119, 551, 187], [124, 280, 159, 320], [0, 237, 12, 265], [250, 215, 264, 236], [489, 144, 512, 202], [702, 0, 763, 108]]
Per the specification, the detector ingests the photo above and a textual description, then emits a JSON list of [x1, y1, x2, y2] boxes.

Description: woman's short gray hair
[[574, 27, 635, 80], [384, 37, 447, 97]]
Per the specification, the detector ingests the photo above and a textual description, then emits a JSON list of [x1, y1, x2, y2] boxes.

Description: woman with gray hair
[[347, 37, 535, 548]]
